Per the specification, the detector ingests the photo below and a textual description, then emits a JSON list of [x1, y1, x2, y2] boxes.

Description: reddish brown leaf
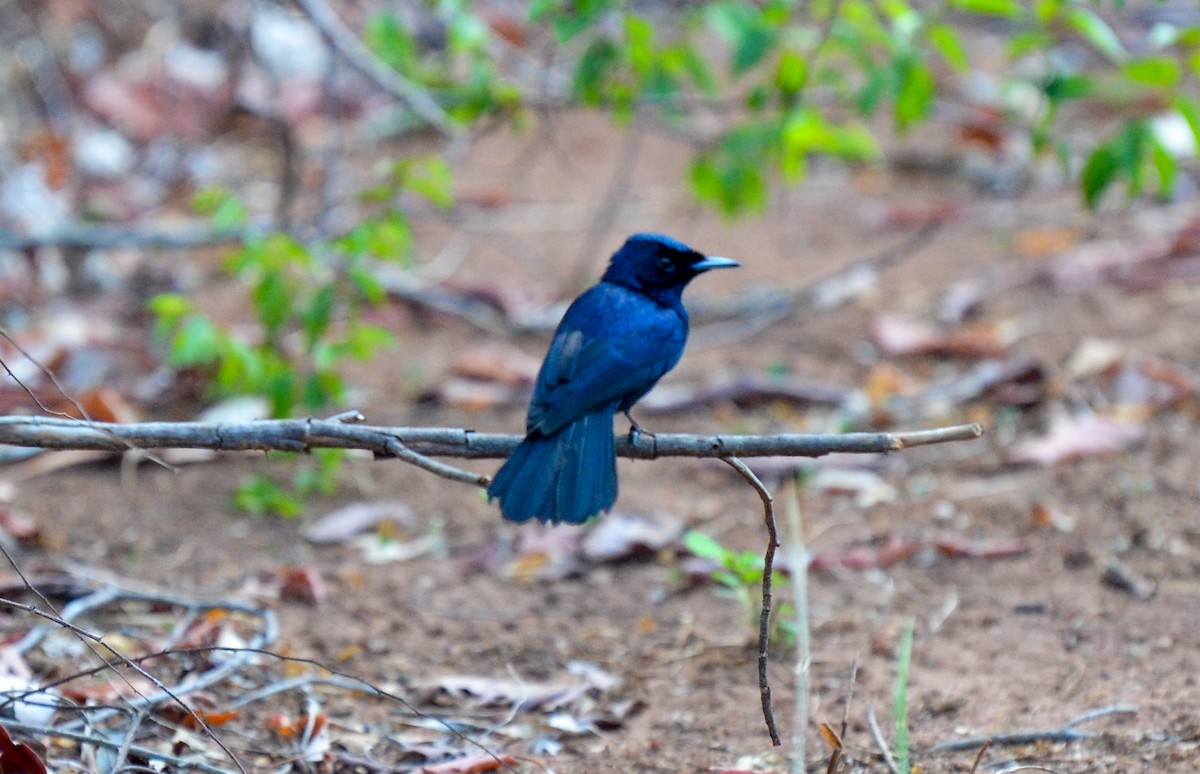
[[809, 534, 920, 571], [278, 566, 326, 606], [182, 709, 240, 729], [0, 508, 41, 545], [933, 537, 1030, 560], [0, 724, 48, 774]]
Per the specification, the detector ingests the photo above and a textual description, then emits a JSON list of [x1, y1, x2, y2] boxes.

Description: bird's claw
[[624, 411, 655, 447]]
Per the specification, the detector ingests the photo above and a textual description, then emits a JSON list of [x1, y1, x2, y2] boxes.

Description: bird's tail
[[487, 411, 617, 524]]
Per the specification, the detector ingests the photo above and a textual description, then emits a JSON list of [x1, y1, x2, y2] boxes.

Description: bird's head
[[602, 233, 739, 295]]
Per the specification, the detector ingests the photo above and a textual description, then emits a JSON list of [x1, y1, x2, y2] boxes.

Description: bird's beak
[[692, 256, 740, 272]]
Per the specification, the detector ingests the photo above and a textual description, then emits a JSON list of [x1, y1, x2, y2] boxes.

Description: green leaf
[[215, 339, 265, 393], [948, 0, 1023, 18], [234, 476, 303, 518], [1122, 57, 1182, 88], [348, 266, 386, 304], [448, 11, 489, 53], [775, 50, 808, 96], [170, 315, 223, 367], [707, 1, 776, 75], [1175, 95, 1200, 154], [1150, 136, 1177, 199], [1043, 73, 1093, 102], [1067, 8, 1124, 62], [365, 211, 413, 261], [302, 285, 336, 350], [1081, 143, 1120, 208], [147, 293, 193, 334], [573, 38, 621, 104], [893, 56, 935, 131], [337, 323, 396, 361], [364, 13, 416, 71], [927, 23, 969, 72], [683, 530, 728, 561], [252, 272, 291, 339], [396, 157, 454, 209]]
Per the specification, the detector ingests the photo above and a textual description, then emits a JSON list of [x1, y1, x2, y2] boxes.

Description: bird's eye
[[657, 255, 674, 271]]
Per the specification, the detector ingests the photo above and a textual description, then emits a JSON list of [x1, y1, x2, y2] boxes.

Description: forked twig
[[721, 455, 781, 746]]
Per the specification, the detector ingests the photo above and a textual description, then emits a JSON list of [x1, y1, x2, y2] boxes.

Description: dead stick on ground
[[931, 704, 1139, 753], [867, 704, 902, 774], [722, 456, 781, 746]]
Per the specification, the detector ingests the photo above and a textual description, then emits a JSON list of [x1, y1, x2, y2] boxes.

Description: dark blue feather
[[488, 233, 738, 524]]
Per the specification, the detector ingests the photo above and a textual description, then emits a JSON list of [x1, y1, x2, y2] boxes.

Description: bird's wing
[[527, 287, 684, 436]]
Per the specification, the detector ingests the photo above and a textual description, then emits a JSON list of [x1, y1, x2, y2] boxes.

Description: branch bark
[[0, 415, 984, 488], [0, 415, 983, 458]]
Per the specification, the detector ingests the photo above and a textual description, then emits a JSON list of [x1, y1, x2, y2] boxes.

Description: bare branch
[[0, 417, 983, 487], [289, 0, 462, 138], [0, 416, 984, 456], [721, 456, 781, 747], [0, 222, 258, 251]]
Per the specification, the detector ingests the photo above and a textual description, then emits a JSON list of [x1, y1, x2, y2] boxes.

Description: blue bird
[[487, 233, 739, 524]]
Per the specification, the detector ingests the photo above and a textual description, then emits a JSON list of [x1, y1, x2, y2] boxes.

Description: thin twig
[[931, 704, 1139, 753], [289, 0, 461, 137], [721, 456, 780, 746], [867, 704, 902, 774], [0, 222, 261, 251], [0, 572, 251, 773], [0, 329, 177, 472], [969, 739, 991, 774], [0, 718, 234, 774]]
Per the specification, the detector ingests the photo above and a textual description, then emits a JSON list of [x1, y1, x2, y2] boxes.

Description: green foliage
[[683, 530, 797, 645], [363, 2, 521, 125], [527, 0, 1200, 212], [233, 449, 346, 519], [150, 161, 452, 515]]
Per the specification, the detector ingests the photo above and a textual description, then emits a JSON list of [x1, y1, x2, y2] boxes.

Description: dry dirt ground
[[11, 112, 1200, 773]]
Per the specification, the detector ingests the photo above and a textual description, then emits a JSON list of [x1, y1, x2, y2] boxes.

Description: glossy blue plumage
[[487, 233, 738, 524]]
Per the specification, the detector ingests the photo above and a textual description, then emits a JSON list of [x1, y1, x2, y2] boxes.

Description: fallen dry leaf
[[809, 534, 920, 572], [1031, 501, 1076, 532], [303, 500, 416, 544], [872, 313, 1013, 359], [1008, 414, 1145, 467], [0, 507, 41, 545], [277, 566, 326, 606], [808, 468, 896, 508], [639, 373, 848, 414], [449, 345, 540, 386], [419, 752, 520, 774], [1014, 226, 1083, 258], [580, 512, 682, 563], [932, 536, 1029, 560], [419, 377, 527, 412], [0, 722, 47, 774], [426, 674, 588, 711]]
